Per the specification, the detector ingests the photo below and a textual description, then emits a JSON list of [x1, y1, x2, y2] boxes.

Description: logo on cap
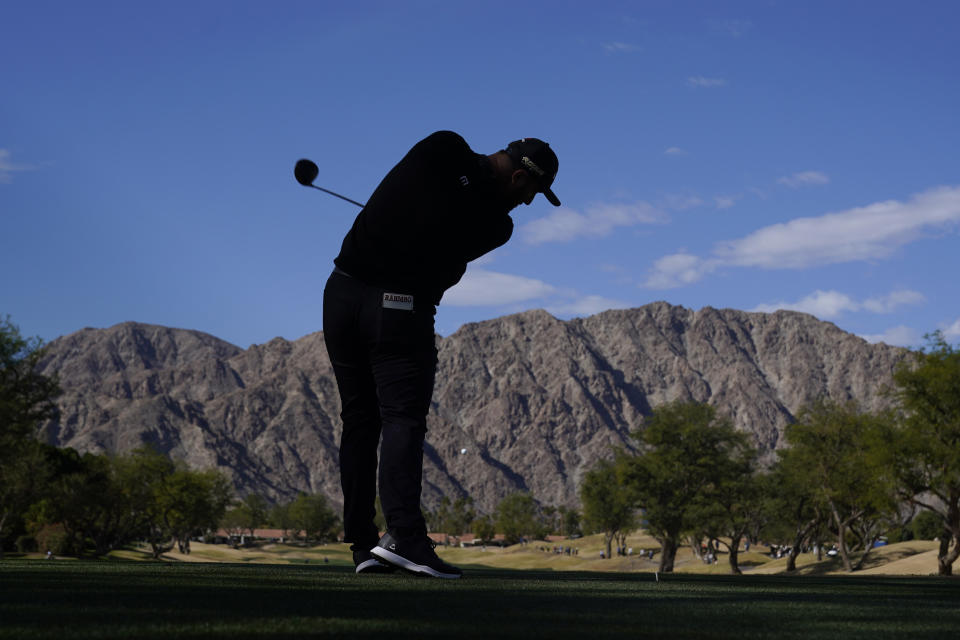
[[521, 156, 546, 177], [506, 137, 561, 206]]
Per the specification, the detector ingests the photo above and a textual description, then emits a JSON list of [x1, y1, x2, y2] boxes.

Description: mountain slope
[[37, 305, 907, 512]]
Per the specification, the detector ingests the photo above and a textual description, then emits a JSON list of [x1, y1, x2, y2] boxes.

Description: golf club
[[294, 159, 365, 208]]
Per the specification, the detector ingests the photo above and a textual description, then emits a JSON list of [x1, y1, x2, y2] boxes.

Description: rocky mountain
[[36, 303, 908, 513]]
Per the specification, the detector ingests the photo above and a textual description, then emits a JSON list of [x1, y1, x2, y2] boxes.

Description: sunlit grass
[[104, 534, 947, 577]]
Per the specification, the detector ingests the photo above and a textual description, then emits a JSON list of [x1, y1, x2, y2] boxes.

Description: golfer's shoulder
[[416, 130, 471, 155]]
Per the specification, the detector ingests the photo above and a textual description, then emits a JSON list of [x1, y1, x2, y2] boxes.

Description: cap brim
[[543, 187, 561, 207]]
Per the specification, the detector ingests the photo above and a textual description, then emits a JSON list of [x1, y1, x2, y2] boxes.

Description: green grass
[[2, 559, 959, 639]]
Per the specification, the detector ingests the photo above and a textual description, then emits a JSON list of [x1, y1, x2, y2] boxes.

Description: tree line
[[4, 316, 958, 576], [423, 493, 582, 546], [220, 491, 341, 544], [1, 316, 578, 557], [577, 332, 960, 576], [1, 438, 344, 558], [0, 317, 341, 558]]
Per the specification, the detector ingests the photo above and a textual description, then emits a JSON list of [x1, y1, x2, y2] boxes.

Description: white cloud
[[777, 171, 830, 188], [665, 147, 686, 156], [644, 185, 960, 289], [687, 76, 726, 88], [0, 149, 35, 184], [469, 252, 497, 266], [521, 202, 665, 245], [715, 185, 960, 270], [548, 295, 632, 318], [661, 194, 703, 211], [714, 195, 737, 209], [444, 269, 632, 320], [942, 318, 960, 341], [861, 289, 926, 313], [750, 289, 924, 320], [751, 290, 858, 319], [604, 42, 639, 53], [862, 326, 923, 348], [442, 269, 556, 306], [644, 253, 717, 289]]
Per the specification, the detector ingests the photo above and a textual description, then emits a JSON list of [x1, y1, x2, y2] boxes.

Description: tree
[[3, 442, 58, 555], [157, 468, 233, 554], [693, 442, 761, 575], [889, 332, 960, 575], [538, 504, 580, 538], [41, 451, 148, 556], [435, 496, 476, 543], [618, 401, 748, 573], [111, 447, 235, 557], [0, 316, 60, 444], [289, 493, 340, 543], [559, 506, 581, 538], [233, 494, 270, 538], [494, 493, 543, 544], [911, 510, 944, 541], [219, 508, 249, 543], [116, 446, 178, 558], [270, 501, 297, 541], [580, 458, 637, 560], [0, 317, 60, 556], [470, 514, 496, 544], [761, 457, 825, 572], [783, 400, 898, 572], [23, 446, 233, 558]]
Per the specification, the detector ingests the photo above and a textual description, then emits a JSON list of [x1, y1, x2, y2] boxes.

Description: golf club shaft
[[309, 184, 365, 208]]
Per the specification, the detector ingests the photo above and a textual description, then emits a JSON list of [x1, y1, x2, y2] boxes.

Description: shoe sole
[[355, 558, 396, 574], [371, 547, 462, 579]]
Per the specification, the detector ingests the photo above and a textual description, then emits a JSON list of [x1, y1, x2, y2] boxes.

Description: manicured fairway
[[2, 560, 958, 639]]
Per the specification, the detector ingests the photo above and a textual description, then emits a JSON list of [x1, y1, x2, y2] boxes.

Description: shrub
[[15, 535, 37, 553], [35, 523, 72, 555], [910, 510, 943, 541]]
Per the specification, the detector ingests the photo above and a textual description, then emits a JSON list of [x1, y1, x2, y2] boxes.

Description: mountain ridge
[[36, 304, 907, 513]]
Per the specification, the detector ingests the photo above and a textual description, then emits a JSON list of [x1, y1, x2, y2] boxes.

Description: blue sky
[[3, 1, 958, 349]]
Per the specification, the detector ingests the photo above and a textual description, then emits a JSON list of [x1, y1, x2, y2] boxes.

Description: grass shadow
[[3, 560, 960, 639]]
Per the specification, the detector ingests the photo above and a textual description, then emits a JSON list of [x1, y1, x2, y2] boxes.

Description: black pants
[[322, 269, 437, 549]]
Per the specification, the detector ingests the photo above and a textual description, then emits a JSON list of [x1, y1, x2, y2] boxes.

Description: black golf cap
[[505, 138, 561, 206]]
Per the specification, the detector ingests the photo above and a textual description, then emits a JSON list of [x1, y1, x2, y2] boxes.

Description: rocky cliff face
[[37, 304, 907, 513]]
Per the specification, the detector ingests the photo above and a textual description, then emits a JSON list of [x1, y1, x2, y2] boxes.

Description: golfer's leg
[[334, 364, 382, 547], [323, 273, 381, 548], [373, 306, 437, 536]]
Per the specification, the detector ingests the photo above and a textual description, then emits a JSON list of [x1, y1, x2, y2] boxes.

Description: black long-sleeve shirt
[[333, 131, 513, 305]]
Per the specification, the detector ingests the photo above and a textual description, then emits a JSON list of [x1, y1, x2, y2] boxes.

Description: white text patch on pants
[[383, 292, 414, 311]]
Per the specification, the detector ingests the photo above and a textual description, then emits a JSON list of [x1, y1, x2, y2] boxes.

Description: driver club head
[[293, 158, 365, 208], [294, 158, 319, 186]]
